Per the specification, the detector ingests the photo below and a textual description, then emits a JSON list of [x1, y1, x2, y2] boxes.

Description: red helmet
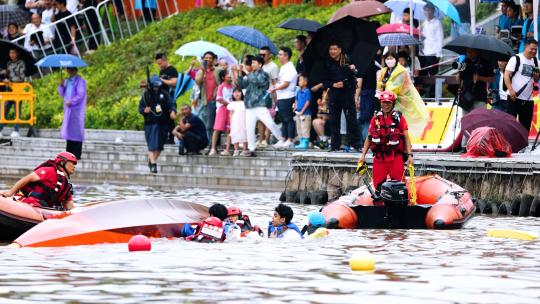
[[379, 91, 396, 103], [227, 205, 242, 216], [55, 152, 78, 165], [204, 216, 223, 228]]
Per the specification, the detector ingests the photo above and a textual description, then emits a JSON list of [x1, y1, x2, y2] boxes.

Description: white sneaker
[[285, 140, 295, 148], [10, 131, 20, 138], [273, 139, 286, 148], [255, 140, 262, 148], [259, 140, 268, 148]]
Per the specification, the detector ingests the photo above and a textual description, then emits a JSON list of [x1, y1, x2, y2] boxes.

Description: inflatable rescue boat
[[321, 175, 475, 229], [0, 196, 68, 242], [11, 198, 208, 248]]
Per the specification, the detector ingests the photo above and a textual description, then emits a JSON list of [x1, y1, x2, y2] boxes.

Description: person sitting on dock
[[0, 152, 77, 210], [357, 91, 414, 195], [268, 203, 303, 240]]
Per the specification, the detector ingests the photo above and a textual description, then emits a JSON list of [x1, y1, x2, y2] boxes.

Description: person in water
[[357, 91, 413, 195], [182, 203, 228, 239], [1, 152, 77, 210], [224, 205, 263, 240], [268, 203, 303, 240], [301, 211, 326, 236]]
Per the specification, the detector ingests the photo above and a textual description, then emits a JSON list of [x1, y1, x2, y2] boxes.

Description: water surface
[[1, 185, 539, 303]]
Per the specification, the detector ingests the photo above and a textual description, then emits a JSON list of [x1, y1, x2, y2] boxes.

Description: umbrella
[[304, 16, 381, 84], [428, 0, 461, 24], [0, 5, 30, 29], [328, 1, 390, 23], [378, 33, 420, 46], [0, 40, 37, 76], [384, 0, 444, 21], [35, 54, 88, 68], [377, 23, 420, 37], [461, 108, 529, 152], [445, 34, 515, 63], [173, 73, 195, 100], [175, 40, 237, 67], [217, 26, 278, 55], [277, 18, 322, 33]]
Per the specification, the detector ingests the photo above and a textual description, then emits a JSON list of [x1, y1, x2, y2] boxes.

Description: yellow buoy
[[308, 228, 329, 239], [487, 229, 538, 241], [349, 251, 375, 271]]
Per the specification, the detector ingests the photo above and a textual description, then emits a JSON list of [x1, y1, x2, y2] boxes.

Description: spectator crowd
[[136, 0, 540, 174]]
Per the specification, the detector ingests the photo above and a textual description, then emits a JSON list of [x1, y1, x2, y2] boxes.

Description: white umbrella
[[175, 40, 238, 67], [384, 0, 445, 21]]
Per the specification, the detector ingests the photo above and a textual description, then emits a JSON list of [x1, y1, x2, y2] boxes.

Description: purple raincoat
[[58, 75, 87, 142]]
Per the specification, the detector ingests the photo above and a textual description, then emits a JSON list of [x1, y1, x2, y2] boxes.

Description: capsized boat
[[321, 175, 475, 229], [0, 196, 69, 242], [12, 198, 209, 248]]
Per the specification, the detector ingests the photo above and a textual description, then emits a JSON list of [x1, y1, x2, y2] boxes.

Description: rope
[[408, 164, 417, 206]]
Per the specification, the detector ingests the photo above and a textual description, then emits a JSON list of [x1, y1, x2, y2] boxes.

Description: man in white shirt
[[269, 46, 298, 148], [258, 46, 279, 148], [25, 0, 47, 15], [41, 0, 57, 24], [23, 13, 54, 51], [504, 39, 539, 132], [421, 2, 443, 76]]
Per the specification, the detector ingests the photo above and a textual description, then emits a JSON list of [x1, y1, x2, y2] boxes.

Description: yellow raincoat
[[377, 64, 429, 138]]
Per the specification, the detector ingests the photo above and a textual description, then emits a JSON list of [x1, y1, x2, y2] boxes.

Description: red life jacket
[[369, 110, 405, 159], [21, 160, 73, 210], [186, 220, 225, 243], [236, 215, 264, 237]]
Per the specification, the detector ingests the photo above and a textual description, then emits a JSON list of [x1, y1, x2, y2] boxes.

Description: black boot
[[150, 163, 158, 173]]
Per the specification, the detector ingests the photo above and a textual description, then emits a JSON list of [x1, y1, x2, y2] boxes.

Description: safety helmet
[[55, 152, 77, 165], [227, 205, 242, 216], [379, 91, 396, 103]]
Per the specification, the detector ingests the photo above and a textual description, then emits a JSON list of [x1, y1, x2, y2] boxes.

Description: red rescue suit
[[368, 110, 408, 189], [19, 160, 73, 210]]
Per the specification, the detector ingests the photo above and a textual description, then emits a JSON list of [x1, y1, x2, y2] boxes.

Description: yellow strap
[[408, 164, 417, 206]]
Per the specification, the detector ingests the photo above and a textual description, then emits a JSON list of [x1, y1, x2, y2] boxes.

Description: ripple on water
[[0, 184, 539, 303]]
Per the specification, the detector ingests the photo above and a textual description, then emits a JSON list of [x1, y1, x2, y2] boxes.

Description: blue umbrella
[[217, 26, 278, 54], [35, 54, 88, 68], [173, 73, 195, 100], [428, 0, 461, 24]]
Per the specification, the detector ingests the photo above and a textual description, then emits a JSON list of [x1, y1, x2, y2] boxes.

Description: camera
[[452, 61, 467, 71]]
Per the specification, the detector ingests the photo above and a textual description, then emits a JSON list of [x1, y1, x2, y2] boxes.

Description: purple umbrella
[[461, 108, 529, 152]]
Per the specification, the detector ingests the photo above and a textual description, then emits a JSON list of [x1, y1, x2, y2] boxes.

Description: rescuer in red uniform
[[1, 152, 77, 210], [357, 91, 414, 192]]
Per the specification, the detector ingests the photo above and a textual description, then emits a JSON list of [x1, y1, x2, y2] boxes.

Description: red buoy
[[128, 235, 151, 252]]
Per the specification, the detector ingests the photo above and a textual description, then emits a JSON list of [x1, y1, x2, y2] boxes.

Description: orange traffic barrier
[[0, 82, 36, 128]]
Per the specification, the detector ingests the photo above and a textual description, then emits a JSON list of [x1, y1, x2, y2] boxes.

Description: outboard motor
[[380, 180, 409, 228]]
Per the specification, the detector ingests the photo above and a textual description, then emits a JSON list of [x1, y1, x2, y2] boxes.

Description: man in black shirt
[[53, 0, 77, 53], [356, 59, 379, 144], [173, 105, 209, 155], [155, 53, 178, 143], [312, 42, 360, 151], [458, 48, 494, 113]]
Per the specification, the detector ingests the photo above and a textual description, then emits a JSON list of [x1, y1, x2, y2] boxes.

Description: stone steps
[[1, 165, 285, 192]]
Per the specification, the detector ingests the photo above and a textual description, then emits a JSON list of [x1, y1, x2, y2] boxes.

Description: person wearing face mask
[[377, 51, 428, 139]]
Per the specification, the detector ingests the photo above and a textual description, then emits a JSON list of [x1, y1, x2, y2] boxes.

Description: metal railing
[[12, 0, 183, 76]]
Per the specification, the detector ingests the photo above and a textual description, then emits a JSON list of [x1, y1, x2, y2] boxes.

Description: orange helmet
[[379, 91, 396, 103], [55, 152, 78, 165], [227, 205, 242, 216]]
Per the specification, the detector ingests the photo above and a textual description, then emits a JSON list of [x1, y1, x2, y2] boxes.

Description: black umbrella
[[445, 34, 515, 63], [303, 16, 380, 84], [0, 5, 30, 29], [277, 18, 323, 33], [0, 40, 37, 76]]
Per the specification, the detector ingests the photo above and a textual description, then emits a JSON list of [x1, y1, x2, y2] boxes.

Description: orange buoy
[[128, 235, 151, 252]]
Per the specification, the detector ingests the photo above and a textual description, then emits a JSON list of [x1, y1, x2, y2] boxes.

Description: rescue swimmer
[[357, 91, 414, 196], [1, 152, 77, 210]]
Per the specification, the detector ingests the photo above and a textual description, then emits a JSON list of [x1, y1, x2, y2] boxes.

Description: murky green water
[[1, 184, 539, 303]]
